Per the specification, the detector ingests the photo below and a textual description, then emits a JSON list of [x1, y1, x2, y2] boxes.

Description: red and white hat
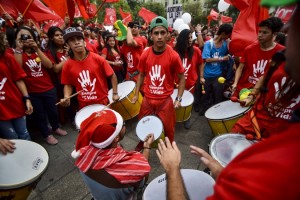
[[75, 109, 123, 150]]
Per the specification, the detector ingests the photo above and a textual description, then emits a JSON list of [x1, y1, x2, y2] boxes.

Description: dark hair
[[217, 24, 233, 35], [0, 32, 6, 55], [6, 27, 15, 48], [105, 34, 119, 56], [258, 17, 284, 33], [275, 32, 286, 46], [15, 26, 38, 52], [174, 29, 194, 60], [47, 26, 64, 63]]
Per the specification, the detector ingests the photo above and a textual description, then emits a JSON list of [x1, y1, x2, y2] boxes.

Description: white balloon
[[173, 18, 184, 31], [218, 0, 230, 12], [182, 13, 192, 24], [178, 23, 190, 34]]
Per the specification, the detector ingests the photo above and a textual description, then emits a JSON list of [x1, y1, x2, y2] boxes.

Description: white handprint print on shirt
[[78, 70, 96, 92], [126, 52, 134, 68], [253, 60, 268, 77], [26, 59, 42, 73], [212, 52, 219, 58], [182, 58, 191, 79], [149, 65, 166, 87], [0, 77, 7, 91]]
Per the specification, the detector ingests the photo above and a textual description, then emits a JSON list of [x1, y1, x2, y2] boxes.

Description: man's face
[[258, 26, 273, 44], [67, 36, 85, 53], [285, 4, 300, 85], [131, 25, 140, 36], [151, 26, 168, 49]]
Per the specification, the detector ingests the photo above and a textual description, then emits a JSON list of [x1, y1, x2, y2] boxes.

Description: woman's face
[[17, 29, 33, 48], [107, 37, 115, 47], [52, 30, 64, 46], [3, 35, 9, 47]]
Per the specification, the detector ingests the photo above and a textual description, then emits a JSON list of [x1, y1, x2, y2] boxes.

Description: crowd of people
[[0, 0, 299, 199]]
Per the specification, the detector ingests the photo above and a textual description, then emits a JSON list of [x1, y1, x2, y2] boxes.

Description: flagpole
[[92, 0, 106, 18], [23, 0, 34, 17], [0, 3, 15, 26]]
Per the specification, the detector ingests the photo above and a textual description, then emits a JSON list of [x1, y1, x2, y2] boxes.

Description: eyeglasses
[[153, 30, 167, 36]]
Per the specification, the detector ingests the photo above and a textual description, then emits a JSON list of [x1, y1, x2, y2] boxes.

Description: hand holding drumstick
[[56, 90, 83, 106]]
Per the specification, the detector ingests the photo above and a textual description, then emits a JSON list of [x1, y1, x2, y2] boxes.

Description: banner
[[274, 5, 296, 23], [104, 8, 116, 25], [167, 4, 182, 27]]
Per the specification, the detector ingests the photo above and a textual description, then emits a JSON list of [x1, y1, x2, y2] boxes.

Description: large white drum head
[[0, 140, 49, 189], [209, 134, 256, 167], [205, 100, 250, 120], [136, 116, 163, 141], [143, 169, 215, 200], [75, 104, 106, 129], [108, 81, 135, 103], [171, 89, 194, 107]]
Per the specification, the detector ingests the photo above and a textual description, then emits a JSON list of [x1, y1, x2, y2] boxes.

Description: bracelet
[[175, 96, 182, 102], [143, 147, 151, 150], [23, 95, 30, 101], [113, 93, 118, 95]]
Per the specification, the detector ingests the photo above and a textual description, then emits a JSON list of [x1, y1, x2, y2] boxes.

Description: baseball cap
[[63, 27, 84, 42], [261, 0, 300, 7], [150, 16, 168, 32]]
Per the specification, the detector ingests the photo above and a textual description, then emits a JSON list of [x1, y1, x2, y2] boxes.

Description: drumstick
[[187, 85, 195, 92], [55, 90, 83, 106], [125, 95, 135, 104]]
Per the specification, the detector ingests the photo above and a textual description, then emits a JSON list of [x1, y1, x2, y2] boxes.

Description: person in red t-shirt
[[174, 29, 204, 129], [155, 1, 300, 199], [14, 26, 67, 145], [60, 27, 120, 109], [0, 32, 33, 140], [132, 16, 185, 142], [231, 17, 285, 98], [101, 34, 125, 84], [114, 21, 144, 82], [129, 21, 148, 49]]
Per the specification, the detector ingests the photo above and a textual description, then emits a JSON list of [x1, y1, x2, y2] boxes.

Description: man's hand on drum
[[174, 100, 181, 109], [242, 95, 255, 107], [0, 138, 15, 155], [131, 94, 138, 104], [156, 137, 181, 173], [190, 145, 223, 179], [112, 93, 120, 102], [59, 98, 70, 107], [144, 133, 154, 148]]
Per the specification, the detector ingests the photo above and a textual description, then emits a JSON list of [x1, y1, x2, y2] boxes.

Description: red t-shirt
[[208, 122, 300, 200], [85, 38, 98, 54], [138, 46, 185, 99], [61, 52, 114, 108], [136, 36, 148, 49], [236, 42, 285, 93], [22, 52, 54, 93], [0, 52, 27, 120], [121, 37, 144, 74], [101, 47, 123, 72], [175, 46, 203, 90]]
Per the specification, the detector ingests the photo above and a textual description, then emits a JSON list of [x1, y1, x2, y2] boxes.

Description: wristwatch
[[175, 96, 182, 102]]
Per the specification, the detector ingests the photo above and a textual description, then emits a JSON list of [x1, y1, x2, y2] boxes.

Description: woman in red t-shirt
[[14, 26, 67, 145], [0, 32, 33, 140], [101, 34, 124, 85]]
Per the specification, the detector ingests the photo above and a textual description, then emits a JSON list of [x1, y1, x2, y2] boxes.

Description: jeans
[[30, 88, 60, 138], [0, 116, 31, 140]]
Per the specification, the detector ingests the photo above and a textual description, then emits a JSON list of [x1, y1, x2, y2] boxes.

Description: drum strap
[[128, 70, 139, 79], [250, 110, 261, 140]]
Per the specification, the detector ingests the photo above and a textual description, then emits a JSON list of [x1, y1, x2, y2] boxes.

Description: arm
[[15, 79, 33, 115], [232, 62, 245, 89], [126, 28, 137, 47], [110, 73, 120, 101], [195, 24, 204, 48], [60, 84, 73, 107], [36, 48, 53, 69], [241, 76, 264, 106], [141, 134, 154, 160], [156, 137, 188, 200], [132, 72, 145, 103], [175, 73, 185, 108], [199, 63, 205, 84], [53, 60, 67, 73]]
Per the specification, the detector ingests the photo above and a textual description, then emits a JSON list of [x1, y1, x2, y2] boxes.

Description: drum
[[143, 169, 215, 200], [171, 89, 194, 122], [136, 115, 165, 148], [0, 139, 49, 200], [75, 104, 106, 129], [209, 133, 256, 167], [108, 81, 143, 121], [205, 100, 251, 136]]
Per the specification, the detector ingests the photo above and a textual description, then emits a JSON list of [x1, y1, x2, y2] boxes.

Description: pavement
[[25, 108, 214, 200]]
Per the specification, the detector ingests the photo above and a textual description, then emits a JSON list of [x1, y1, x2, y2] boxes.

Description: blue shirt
[[202, 39, 229, 78]]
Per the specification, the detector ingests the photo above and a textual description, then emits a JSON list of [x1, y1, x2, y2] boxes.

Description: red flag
[[209, 9, 219, 20], [224, 0, 232, 4], [43, 0, 75, 24], [104, 8, 116, 25], [0, 0, 61, 22], [119, 7, 132, 24], [43, 18, 65, 32], [138, 7, 157, 23], [229, 0, 269, 57], [221, 15, 232, 23], [75, 0, 90, 19], [274, 5, 296, 23]]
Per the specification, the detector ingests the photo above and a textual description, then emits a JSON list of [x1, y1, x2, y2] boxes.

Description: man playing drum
[[72, 109, 154, 199], [155, 0, 300, 198], [132, 16, 185, 142], [59, 27, 120, 109]]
